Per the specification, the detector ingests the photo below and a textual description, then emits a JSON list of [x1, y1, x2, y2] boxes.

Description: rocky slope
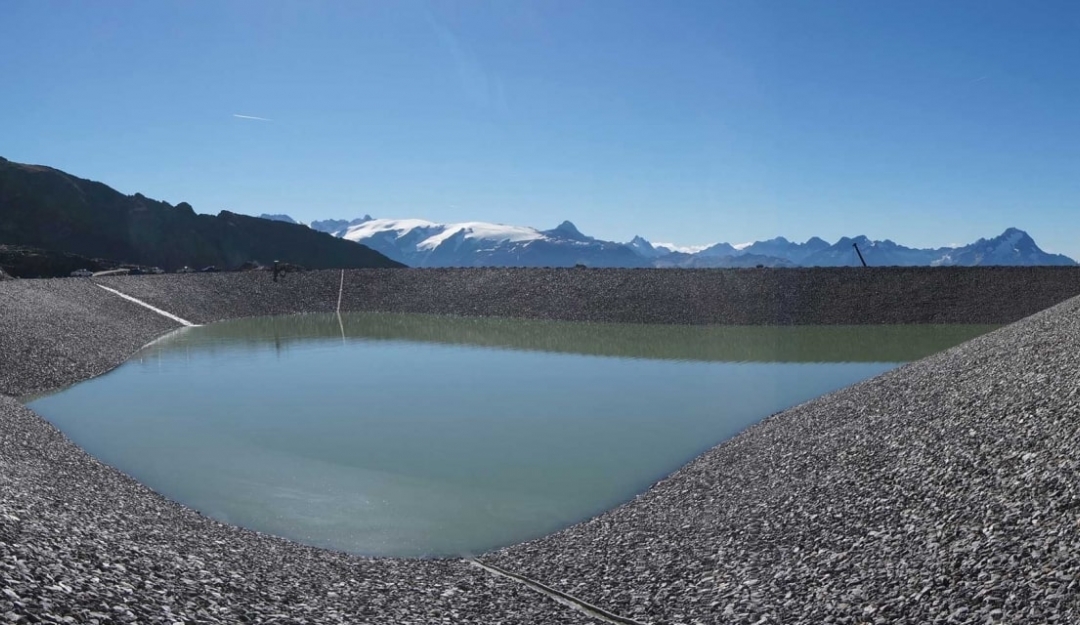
[[4, 270, 1080, 623]]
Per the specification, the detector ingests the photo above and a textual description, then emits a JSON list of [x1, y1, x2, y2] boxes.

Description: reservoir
[[27, 313, 994, 557]]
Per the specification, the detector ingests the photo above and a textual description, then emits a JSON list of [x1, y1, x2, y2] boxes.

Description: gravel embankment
[[0, 277, 598, 624], [0, 279, 177, 397], [97, 266, 1080, 327], [17, 266, 1079, 397], [483, 294, 1080, 624], [3, 268, 1080, 624], [0, 395, 597, 624]]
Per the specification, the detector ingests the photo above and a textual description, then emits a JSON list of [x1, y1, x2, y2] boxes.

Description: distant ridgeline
[[264, 214, 1078, 269], [0, 157, 403, 277]]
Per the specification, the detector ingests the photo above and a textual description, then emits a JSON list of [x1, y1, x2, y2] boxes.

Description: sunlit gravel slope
[[2, 267, 1080, 624], [0, 395, 598, 624], [483, 295, 1080, 624], [93, 266, 1080, 328]]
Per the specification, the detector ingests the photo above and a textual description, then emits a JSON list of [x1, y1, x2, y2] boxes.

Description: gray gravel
[[0, 279, 177, 397], [3, 268, 1080, 624], [0, 276, 602, 624], [97, 266, 1080, 327], [15, 266, 1075, 397], [483, 295, 1080, 624], [0, 395, 597, 624]]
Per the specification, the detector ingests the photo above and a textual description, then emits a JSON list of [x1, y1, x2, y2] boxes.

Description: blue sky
[[3, 1, 1078, 255]]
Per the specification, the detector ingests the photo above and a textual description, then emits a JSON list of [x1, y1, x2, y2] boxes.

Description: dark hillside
[[0, 245, 110, 278], [0, 157, 404, 271]]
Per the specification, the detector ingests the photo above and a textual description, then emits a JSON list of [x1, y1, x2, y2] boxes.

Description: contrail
[[233, 114, 272, 121]]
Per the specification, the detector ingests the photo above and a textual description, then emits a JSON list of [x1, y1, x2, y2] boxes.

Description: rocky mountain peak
[[544, 220, 593, 242]]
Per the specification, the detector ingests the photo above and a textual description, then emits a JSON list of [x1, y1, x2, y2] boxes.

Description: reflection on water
[[149, 312, 996, 363], [28, 313, 994, 557]]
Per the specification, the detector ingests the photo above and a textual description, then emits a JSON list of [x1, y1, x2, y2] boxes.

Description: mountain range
[[5, 154, 1065, 277], [260, 214, 1077, 268]]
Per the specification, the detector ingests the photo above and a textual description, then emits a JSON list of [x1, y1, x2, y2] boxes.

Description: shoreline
[[4, 268, 1080, 623]]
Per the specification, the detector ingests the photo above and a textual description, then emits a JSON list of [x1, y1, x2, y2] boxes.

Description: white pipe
[[95, 284, 197, 327]]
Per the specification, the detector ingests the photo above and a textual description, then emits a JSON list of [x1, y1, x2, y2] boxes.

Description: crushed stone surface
[[3, 268, 1080, 624], [484, 295, 1080, 624], [0, 395, 596, 624], [94, 266, 1080, 328]]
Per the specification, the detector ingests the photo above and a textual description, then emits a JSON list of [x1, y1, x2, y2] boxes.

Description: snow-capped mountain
[[938, 227, 1076, 267], [627, 236, 668, 258], [543, 220, 596, 242], [261, 214, 1075, 268], [794, 229, 1076, 267], [333, 218, 649, 268], [310, 215, 373, 234]]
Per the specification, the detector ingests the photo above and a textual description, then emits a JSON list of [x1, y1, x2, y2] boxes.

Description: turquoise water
[[28, 313, 994, 557]]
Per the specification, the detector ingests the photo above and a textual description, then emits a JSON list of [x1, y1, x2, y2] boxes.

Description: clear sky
[[3, 1, 1078, 255]]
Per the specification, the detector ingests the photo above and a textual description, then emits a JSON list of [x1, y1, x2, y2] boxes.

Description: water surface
[[28, 313, 994, 557]]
